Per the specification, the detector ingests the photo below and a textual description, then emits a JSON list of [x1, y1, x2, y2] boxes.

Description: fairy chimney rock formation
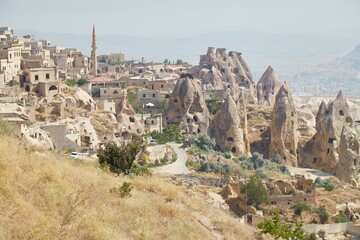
[[269, 82, 299, 167], [116, 92, 144, 137], [197, 47, 257, 103], [257, 66, 282, 107], [209, 94, 250, 156], [166, 74, 210, 135], [301, 90, 353, 173], [336, 123, 360, 187]]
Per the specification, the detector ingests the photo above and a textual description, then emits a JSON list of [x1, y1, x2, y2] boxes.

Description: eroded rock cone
[[209, 94, 250, 157], [197, 47, 257, 103], [166, 74, 210, 135], [269, 82, 299, 167], [257, 66, 282, 107], [301, 90, 353, 173], [336, 123, 360, 187]]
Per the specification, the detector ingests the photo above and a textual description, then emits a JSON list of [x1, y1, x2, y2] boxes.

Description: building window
[[104, 90, 107, 94], [152, 94, 155, 98], [35, 75, 39, 81], [46, 73, 50, 79], [161, 84, 164, 88], [143, 94, 146, 98]]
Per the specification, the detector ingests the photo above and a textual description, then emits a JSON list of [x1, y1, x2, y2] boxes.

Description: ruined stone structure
[[336, 123, 360, 187], [256, 66, 282, 107], [269, 82, 299, 167], [196, 47, 257, 103], [166, 74, 210, 135], [301, 91, 353, 173], [266, 177, 316, 209], [209, 94, 250, 156]]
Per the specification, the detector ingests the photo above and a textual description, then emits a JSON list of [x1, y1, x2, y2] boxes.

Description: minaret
[[91, 24, 97, 76]]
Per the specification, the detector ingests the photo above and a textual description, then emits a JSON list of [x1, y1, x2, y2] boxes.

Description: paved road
[[152, 143, 190, 174], [286, 166, 333, 180]]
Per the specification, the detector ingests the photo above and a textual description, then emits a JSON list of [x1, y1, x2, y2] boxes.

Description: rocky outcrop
[[66, 88, 97, 112], [269, 82, 299, 167], [116, 91, 144, 138], [336, 123, 360, 187], [209, 94, 250, 157], [166, 74, 210, 135], [301, 90, 353, 173], [196, 47, 257, 103], [256, 66, 282, 107]]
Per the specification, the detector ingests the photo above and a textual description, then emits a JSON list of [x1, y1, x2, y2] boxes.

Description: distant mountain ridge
[[16, 29, 359, 72]]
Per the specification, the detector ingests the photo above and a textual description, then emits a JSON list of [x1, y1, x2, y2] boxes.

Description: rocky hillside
[[0, 126, 259, 239]]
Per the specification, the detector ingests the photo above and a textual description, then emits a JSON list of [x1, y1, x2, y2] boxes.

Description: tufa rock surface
[[301, 90, 353, 173], [208, 94, 250, 157], [196, 47, 257, 103], [256, 66, 282, 107], [336, 123, 360, 187], [269, 82, 299, 167], [166, 74, 210, 135]]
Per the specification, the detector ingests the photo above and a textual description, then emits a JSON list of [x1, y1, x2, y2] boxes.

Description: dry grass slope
[[0, 133, 258, 239]]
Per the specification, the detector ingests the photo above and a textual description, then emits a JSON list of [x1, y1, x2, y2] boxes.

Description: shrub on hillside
[[98, 142, 143, 175], [110, 182, 133, 198], [150, 124, 183, 144], [315, 177, 336, 191], [241, 175, 269, 208], [318, 205, 330, 224], [291, 202, 311, 216], [190, 133, 216, 152]]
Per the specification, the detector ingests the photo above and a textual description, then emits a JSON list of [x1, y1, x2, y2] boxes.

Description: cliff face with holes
[[269, 83, 299, 167], [256, 66, 282, 107], [336, 123, 360, 187], [301, 91, 353, 173], [166, 74, 210, 135], [208, 94, 250, 157], [195, 47, 257, 104]]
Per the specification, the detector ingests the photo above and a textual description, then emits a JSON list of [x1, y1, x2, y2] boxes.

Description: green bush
[[98, 142, 143, 175], [110, 182, 133, 198], [150, 124, 183, 144], [333, 212, 350, 223], [318, 205, 329, 224], [241, 175, 269, 208], [126, 91, 142, 113], [190, 133, 216, 152], [255, 168, 269, 179], [292, 202, 311, 216], [258, 212, 305, 240], [315, 177, 336, 191], [239, 153, 290, 175], [205, 99, 222, 115]]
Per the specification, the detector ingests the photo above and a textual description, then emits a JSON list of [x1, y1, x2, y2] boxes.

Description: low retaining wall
[[303, 222, 360, 236]]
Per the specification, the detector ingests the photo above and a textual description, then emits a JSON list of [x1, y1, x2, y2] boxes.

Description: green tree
[[150, 124, 183, 144], [76, 78, 88, 86], [98, 142, 142, 175], [205, 99, 222, 115], [241, 175, 269, 208], [126, 91, 142, 113], [162, 99, 169, 114], [258, 212, 305, 240], [318, 205, 329, 224], [163, 59, 170, 64], [292, 202, 311, 216], [176, 59, 183, 65]]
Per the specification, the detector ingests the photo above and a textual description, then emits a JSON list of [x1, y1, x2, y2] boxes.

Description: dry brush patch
[[0, 135, 260, 239]]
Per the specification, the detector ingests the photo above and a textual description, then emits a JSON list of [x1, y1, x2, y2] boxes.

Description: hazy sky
[[1, 0, 360, 38]]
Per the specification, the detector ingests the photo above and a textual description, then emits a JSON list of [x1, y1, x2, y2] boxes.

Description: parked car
[[149, 139, 157, 145], [70, 152, 79, 159]]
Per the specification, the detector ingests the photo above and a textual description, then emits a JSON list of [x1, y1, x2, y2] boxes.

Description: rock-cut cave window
[[339, 110, 344, 116]]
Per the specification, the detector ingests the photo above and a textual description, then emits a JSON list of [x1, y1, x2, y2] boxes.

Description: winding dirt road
[[152, 143, 190, 174]]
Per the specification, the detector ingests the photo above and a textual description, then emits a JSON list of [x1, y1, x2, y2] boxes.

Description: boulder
[[256, 66, 282, 107], [301, 90, 353, 173], [269, 82, 299, 167], [166, 74, 210, 135]]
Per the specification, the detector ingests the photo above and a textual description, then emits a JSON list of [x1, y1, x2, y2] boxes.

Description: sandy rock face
[[269, 82, 299, 167], [301, 91, 353, 173], [256, 66, 282, 107], [208, 94, 250, 157], [196, 47, 257, 103], [166, 74, 210, 135], [336, 123, 360, 187], [116, 92, 144, 137]]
